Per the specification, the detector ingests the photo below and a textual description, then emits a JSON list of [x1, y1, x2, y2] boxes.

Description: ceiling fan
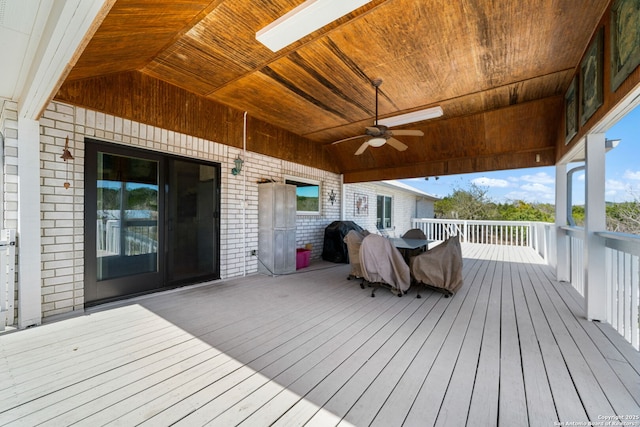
[[331, 79, 428, 155]]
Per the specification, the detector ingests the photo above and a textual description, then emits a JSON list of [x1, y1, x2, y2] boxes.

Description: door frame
[[84, 139, 221, 306]]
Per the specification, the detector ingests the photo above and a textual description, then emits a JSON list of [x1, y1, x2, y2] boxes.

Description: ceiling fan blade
[[331, 134, 367, 145], [385, 137, 408, 151], [390, 129, 424, 137], [354, 141, 370, 155]]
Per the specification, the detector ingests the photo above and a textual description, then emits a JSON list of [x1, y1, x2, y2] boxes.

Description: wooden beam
[[342, 147, 556, 183], [55, 71, 338, 173]]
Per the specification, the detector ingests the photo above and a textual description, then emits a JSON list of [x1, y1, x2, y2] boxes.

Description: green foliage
[[498, 200, 554, 222], [434, 181, 639, 235], [435, 183, 498, 220], [571, 205, 585, 226], [297, 196, 319, 212], [606, 201, 640, 234]]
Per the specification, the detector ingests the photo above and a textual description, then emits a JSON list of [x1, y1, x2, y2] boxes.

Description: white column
[[17, 118, 42, 328], [584, 133, 607, 321], [555, 163, 569, 280]]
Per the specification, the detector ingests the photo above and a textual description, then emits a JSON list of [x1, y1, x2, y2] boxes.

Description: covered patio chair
[[359, 234, 410, 297], [343, 229, 368, 287], [410, 235, 463, 298], [401, 228, 428, 258], [402, 228, 427, 239]]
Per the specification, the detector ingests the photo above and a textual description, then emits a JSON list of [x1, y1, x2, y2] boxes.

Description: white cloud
[[623, 170, 640, 180], [521, 183, 554, 195], [471, 177, 510, 188], [604, 179, 640, 202], [606, 179, 627, 191], [520, 172, 555, 184], [503, 182, 555, 203]]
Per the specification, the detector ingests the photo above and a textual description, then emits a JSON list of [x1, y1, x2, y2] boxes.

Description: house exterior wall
[[33, 101, 341, 319], [343, 182, 436, 237], [2, 100, 432, 322], [416, 198, 435, 219]]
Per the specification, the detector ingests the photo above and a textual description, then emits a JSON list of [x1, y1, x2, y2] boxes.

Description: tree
[[607, 200, 640, 234], [435, 183, 498, 220], [498, 200, 554, 222]]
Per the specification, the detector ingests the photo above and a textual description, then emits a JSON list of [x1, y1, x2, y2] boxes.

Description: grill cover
[[322, 221, 365, 263]]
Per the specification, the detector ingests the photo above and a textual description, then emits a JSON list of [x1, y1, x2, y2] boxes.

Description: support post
[[555, 163, 569, 280], [17, 118, 42, 328], [584, 133, 607, 321]]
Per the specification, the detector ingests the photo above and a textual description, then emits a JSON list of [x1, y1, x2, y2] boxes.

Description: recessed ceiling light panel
[[256, 0, 371, 52], [378, 106, 444, 128]]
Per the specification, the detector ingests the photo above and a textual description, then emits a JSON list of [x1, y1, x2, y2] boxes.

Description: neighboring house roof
[[378, 180, 441, 201]]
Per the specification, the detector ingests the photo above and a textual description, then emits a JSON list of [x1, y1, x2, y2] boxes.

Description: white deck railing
[[97, 219, 158, 257], [560, 227, 639, 349], [411, 218, 553, 262], [562, 226, 586, 296], [0, 229, 17, 331], [415, 219, 639, 350], [597, 231, 640, 350]]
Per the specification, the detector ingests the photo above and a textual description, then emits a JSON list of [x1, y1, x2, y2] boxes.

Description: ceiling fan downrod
[[372, 78, 382, 126]]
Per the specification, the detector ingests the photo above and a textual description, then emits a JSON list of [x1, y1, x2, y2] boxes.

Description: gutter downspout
[[340, 174, 345, 220], [242, 111, 248, 277]]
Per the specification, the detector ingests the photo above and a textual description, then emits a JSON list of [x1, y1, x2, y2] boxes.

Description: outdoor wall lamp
[[328, 189, 336, 205], [231, 155, 244, 176]]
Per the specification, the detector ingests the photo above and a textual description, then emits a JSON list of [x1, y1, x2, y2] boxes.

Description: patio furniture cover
[[402, 228, 427, 239], [359, 233, 411, 296], [410, 235, 463, 297], [401, 228, 428, 258], [322, 221, 365, 263], [343, 230, 366, 281]]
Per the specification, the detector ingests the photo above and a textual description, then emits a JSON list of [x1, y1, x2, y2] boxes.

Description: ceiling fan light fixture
[[256, 0, 371, 52], [367, 137, 387, 147], [378, 106, 443, 127]]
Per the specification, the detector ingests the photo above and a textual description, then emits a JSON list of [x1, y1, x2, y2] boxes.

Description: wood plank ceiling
[[55, 0, 610, 182]]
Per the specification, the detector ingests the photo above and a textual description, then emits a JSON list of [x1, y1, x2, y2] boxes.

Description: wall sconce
[[328, 189, 336, 205], [231, 155, 244, 175], [61, 136, 74, 189]]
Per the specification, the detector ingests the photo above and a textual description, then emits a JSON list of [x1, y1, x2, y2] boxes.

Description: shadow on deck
[[1, 244, 639, 426]]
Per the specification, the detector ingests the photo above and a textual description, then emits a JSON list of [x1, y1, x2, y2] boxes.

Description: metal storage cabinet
[[258, 183, 296, 274]]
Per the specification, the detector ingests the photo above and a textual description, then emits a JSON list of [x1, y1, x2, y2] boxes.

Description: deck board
[[1, 244, 639, 426]]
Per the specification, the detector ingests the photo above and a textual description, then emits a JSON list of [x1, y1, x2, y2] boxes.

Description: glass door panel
[[96, 152, 159, 280], [168, 159, 218, 283]]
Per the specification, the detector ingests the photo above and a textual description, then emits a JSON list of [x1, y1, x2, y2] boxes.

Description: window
[[377, 195, 392, 229], [285, 176, 321, 215]]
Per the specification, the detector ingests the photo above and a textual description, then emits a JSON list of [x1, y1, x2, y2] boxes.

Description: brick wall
[[343, 182, 433, 237], [35, 101, 341, 318]]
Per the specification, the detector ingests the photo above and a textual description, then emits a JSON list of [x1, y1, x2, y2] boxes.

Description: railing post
[[463, 220, 467, 243], [555, 164, 569, 279], [17, 118, 42, 329], [584, 133, 607, 322]]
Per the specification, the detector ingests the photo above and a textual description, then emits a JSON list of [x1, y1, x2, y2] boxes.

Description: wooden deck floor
[[1, 244, 639, 426]]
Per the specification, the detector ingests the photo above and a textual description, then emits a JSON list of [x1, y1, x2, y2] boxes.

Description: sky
[[401, 104, 640, 205]]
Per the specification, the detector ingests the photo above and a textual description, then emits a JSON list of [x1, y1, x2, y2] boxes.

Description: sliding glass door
[[85, 140, 220, 305]]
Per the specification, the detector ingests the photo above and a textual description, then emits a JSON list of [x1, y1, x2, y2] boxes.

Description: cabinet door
[[273, 229, 296, 274], [285, 184, 297, 229]]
